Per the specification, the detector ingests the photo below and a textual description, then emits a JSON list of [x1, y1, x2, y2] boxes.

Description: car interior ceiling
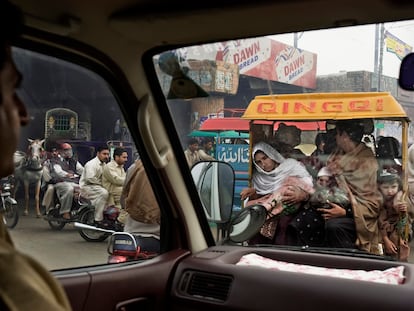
[[18, 1, 414, 46]]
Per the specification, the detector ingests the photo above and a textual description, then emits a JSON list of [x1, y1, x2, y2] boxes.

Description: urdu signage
[[216, 144, 249, 171]]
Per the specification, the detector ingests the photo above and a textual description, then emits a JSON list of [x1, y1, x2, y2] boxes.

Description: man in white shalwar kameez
[[79, 146, 110, 223]]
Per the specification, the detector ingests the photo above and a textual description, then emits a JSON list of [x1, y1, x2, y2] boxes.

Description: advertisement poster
[[215, 38, 317, 89]]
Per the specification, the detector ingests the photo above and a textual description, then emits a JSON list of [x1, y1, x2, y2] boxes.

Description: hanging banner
[[384, 31, 412, 60]]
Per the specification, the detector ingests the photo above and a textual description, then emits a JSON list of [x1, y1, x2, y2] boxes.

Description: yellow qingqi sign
[[242, 92, 408, 121]]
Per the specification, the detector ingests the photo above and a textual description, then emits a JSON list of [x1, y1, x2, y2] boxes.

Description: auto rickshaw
[[241, 92, 411, 258]]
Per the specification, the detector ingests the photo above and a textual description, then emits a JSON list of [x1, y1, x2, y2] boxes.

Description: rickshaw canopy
[[242, 92, 409, 121]]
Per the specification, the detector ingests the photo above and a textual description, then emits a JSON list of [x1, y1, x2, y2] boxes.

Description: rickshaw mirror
[[227, 204, 267, 243]]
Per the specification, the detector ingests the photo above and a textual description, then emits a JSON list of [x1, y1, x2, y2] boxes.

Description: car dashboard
[[170, 245, 414, 310]]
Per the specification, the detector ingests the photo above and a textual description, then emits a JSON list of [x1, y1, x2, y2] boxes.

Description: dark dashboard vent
[[186, 272, 232, 301]]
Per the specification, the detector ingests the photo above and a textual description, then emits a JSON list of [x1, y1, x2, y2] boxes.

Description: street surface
[[8, 206, 108, 271]]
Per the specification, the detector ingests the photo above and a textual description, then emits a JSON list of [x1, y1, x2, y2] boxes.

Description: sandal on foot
[[62, 212, 71, 220]]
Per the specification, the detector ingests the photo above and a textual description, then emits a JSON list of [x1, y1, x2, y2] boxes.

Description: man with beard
[[52, 143, 84, 219]]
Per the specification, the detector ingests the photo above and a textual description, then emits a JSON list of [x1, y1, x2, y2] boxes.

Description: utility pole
[[378, 23, 385, 92], [374, 24, 379, 75], [293, 32, 303, 48]]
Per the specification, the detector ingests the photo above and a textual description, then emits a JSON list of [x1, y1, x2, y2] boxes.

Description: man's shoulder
[[103, 161, 117, 174], [107, 160, 118, 168], [85, 157, 98, 166]]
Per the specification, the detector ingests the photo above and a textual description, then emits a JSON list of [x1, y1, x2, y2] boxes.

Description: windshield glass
[[152, 20, 414, 262]]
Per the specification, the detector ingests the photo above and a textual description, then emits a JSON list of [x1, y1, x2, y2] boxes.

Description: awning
[[199, 118, 325, 131], [189, 130, 249, 138], [200, 118, 250, 131]]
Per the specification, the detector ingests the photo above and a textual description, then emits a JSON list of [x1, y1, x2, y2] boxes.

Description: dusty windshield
[[153, 20, 414, 262]]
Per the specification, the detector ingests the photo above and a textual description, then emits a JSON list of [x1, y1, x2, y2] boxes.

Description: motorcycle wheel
[[78, 209, 110, 242], [3, 201, 19, 229], [47, 209, 66, 230]]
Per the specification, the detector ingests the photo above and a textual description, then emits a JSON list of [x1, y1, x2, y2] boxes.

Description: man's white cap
[[317, 166, 332, 178]]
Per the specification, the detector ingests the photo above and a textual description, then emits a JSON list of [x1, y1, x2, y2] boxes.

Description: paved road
[[8, 206, 109, 271]]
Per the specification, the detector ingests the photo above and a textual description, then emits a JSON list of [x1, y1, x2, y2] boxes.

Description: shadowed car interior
[[7, 0, 414, 310]]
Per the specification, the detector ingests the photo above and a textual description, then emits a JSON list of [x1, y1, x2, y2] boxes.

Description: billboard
[[215, 38, 317, 89]]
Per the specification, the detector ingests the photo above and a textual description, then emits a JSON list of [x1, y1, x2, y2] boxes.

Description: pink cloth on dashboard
[[236, 253, 405, 285]]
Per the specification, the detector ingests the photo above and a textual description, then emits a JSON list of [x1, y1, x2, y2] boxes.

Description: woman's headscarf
[[252, 142, 313, 195]]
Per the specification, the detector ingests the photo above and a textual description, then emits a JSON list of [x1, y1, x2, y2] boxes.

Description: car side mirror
[[399, 52, 414, 91], [191, 161, 267, 244], [191, 161, 235, 224]]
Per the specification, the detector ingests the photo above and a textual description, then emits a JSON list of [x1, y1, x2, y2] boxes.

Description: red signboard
[[215, 38, 317, 89]]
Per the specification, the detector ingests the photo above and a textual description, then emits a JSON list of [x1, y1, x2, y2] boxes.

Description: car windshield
[[151, 20, 414, 262]]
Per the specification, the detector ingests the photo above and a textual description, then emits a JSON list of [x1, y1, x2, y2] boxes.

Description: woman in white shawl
[[241, 141, 314, 244], [241, 141, 313, 206]]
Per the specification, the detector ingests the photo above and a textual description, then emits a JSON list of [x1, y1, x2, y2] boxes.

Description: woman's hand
[[240, 187, 256, 200], [317, 201, 346, 220], [281, 186, 308, 206]]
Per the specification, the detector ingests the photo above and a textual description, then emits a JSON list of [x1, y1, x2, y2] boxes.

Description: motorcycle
[[74, 219, 160, 262], [44, 184, 124, 242], [43, 186, 92, 231], [0, 176, 19, 229], [107, 232, 160, 263], [45, 187, 124, 242], [74, 205, 124, 242]]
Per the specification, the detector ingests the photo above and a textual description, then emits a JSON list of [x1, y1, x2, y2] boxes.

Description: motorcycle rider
[[102, 147, 128, 219], [52, 143, 84, 220], [41, 146, 60, 213], [79, 145, 110, 226]]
